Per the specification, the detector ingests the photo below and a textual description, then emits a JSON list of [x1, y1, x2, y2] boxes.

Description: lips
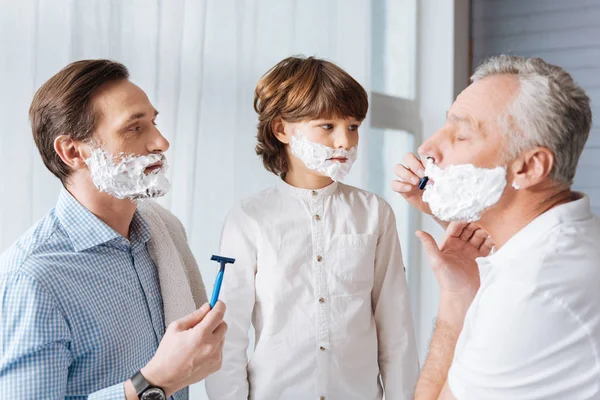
[[145, 162, 163, 173]]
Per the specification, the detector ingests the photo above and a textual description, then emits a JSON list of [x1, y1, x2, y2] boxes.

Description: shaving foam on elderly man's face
[[290, 131, 357, 181], [422, 159, 507, 222], [84, 145, 171, 200]]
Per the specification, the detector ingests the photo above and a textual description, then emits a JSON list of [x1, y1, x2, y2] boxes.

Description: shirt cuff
[[88, 382, 126, 400]]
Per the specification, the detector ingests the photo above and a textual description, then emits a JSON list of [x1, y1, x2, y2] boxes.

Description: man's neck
[[480, 186, 574, 250], [65, 179, 137, 240]]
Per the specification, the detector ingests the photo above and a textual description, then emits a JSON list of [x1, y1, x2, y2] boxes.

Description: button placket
[[310, 191, 330, 395]]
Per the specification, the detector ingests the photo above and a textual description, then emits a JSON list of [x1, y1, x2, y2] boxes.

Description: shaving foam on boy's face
[[290, 130, 358, 181], [422, 158, 507, 222], [84, 141, 171, 200]]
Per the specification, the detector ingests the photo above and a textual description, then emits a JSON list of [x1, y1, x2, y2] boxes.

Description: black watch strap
[[131, 370, 151, 397], [131, 370, 164, 399]]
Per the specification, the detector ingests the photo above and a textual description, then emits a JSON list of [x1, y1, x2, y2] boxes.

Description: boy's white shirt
[[205, 180, 419, 400]]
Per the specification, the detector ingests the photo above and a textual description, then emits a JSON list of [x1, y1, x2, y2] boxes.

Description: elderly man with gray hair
[[393, 55, 600, 399]]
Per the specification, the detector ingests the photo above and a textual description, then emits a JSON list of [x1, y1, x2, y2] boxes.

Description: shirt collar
[[481, 192, 592, 267], [56, 188, 150, 252], [277, 178, 339, 199], [130, 209, 151, 249]]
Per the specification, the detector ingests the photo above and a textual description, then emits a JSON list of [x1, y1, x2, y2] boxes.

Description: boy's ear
[[272, 118, 289, 144]]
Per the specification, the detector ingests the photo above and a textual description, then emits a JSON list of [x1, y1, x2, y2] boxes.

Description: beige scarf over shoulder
[[137, 200, 208, 326]]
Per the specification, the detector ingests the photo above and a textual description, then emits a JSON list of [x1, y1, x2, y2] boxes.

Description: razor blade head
[[211, 255, 236, 264]]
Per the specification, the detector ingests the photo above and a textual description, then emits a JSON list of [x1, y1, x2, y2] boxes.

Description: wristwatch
[[131, 370, 166, 400]]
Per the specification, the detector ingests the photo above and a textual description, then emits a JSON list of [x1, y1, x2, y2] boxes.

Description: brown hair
[[254, 56, 369, 176], [29, 59, 129, 183]]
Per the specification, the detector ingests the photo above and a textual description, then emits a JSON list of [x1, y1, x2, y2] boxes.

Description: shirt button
[[316, 255, 322, 262], [320, 346, 326, 351], [319, 297, 325, 303], [314, 215, 321, 221]]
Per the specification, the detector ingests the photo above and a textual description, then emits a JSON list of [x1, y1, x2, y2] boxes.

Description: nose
[[418, 140, 434, 161], [333, 127, 354, 150], [418, 130, 444, 164], [150, 126, 170, 154]]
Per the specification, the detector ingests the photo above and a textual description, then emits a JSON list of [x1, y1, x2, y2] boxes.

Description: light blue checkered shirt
[[0, 189, 187, 399]]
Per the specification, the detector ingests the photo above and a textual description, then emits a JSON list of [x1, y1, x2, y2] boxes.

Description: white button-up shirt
[[449, 193, 600, 399], [205, 181, 419, 400]]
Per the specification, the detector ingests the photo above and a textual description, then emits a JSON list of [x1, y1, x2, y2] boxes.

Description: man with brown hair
[[0, 60, 225, 400]]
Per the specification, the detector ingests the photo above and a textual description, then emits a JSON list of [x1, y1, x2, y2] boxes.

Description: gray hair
[[471, 55, 591, 185]]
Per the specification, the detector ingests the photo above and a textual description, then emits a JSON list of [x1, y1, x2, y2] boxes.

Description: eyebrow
[[312, 118, 362, 124], [446, 111, 480, 130], [126, 109, 159, 122]]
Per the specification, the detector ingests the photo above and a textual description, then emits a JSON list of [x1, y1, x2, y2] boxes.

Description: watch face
[[141, 387, 166, 400]]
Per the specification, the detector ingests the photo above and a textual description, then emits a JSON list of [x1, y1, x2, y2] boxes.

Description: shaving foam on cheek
[[85, 147, 171, 200], [289, 131, 358, 181], [422, 159, 507, 222]]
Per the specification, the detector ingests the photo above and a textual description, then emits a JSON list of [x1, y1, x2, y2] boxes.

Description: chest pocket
[[331, 233, 377, 287]]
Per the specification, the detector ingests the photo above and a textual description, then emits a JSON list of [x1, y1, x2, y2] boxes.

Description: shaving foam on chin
[[84, 146, 171, 200], [422, 159, 507, 222], [289, 130, 357, 181]]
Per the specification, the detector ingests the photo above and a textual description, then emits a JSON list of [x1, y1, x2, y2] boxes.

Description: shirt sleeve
[[205, 204, 257, 400], [0, 272, 72, 399], [372, 202, 420, 400], [448, 280, 600, 400]]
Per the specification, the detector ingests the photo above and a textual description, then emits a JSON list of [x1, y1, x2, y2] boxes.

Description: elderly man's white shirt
[[449, 194, 600, 399]]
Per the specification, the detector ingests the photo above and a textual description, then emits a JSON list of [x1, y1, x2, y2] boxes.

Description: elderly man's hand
[[417, 222, 494, 324], [391, 152, 433, 215]]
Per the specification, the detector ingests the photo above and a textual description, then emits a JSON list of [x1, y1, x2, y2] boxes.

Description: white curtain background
[[0, 0, 372, 397], [0, 0, 372, 267]]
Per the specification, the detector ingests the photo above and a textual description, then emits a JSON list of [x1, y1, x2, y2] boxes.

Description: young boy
[[206, 56, 419, 400]]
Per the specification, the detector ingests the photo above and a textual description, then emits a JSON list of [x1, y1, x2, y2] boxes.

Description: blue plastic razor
[[209, 255, 236, 308]]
